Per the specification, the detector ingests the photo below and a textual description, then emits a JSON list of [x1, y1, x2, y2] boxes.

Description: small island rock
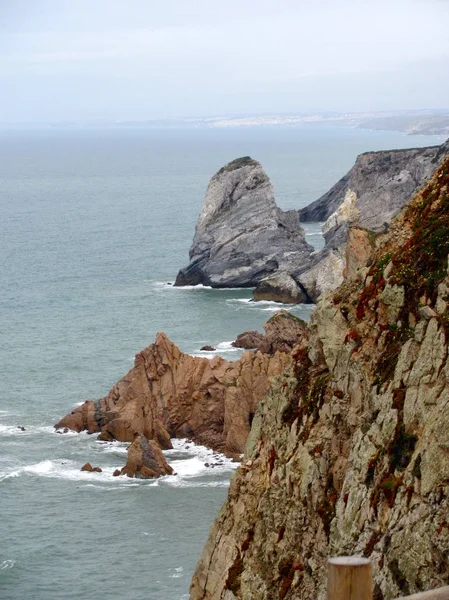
[[175, 157, 313, 288], [121, 434, 173, 479]]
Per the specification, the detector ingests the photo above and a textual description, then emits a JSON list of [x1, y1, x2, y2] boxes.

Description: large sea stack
[[175, 157, 313, 288]]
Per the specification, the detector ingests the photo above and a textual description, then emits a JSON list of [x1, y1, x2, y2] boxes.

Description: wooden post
[[327, 556, 372, 600]]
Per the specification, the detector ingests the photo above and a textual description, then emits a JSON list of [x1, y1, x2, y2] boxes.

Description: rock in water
[[121, 435, 173, 478], [232, 330, 266, 350], [80, 463, 102, 473], [175, 157, 313, 287], [54, 332, 292, 455], [253, 271, 309, 304]]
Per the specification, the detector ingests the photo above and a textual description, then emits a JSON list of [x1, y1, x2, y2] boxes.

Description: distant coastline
[[1, 109, 449, 136]]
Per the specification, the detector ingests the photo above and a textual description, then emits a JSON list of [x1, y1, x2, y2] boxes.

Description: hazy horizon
[[1, 0, 449, 124]]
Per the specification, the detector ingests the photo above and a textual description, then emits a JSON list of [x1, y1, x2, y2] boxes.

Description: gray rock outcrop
[[253, 139, 449, 304], [299, 142, 447, 225], [252, 270, 310, 304], [175, 157, 313, 288]]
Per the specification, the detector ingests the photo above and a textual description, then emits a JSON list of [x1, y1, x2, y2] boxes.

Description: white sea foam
[[192, 340, 242, 359], [162, 438, 238, 488], [216, 341, 240, 351], [151, 281, 213, 291], [0, 459, 121, 483], [0, 424, 22, 436], [0, 560, 15, 570], [97, 441, 129, 455], [0, 423, 76, 437]]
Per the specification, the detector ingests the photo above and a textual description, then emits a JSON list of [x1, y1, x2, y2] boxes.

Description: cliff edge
[[191, 156, 449, 598]]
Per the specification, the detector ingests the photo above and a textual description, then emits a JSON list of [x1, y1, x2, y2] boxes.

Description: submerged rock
[[200, 345, 216, 351], [121, 434, 173, 478], [175, 157, 313, 288]]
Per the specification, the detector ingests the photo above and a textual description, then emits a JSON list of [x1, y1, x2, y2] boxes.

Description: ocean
[[0, 125, 444, 599]]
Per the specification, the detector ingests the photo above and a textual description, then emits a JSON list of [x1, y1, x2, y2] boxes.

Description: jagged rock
[[262, 310, 308, 354], [200, 345, 216, 351], [121, 434, 173, 478], [175, 157, 313, 287], [300, 141, 449, 225], [253, 271, 309, 304], [191, 157, 449, 599], [112, 469, 121, 477], [81, 463, 102, 473], [231, 312, 308, 356], [232, 331, 266, 350], [290, 139, 449, 303], [55, 332, 291, 455]]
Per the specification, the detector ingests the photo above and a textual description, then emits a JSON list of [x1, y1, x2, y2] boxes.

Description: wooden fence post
[[327, 556, 372, 600]]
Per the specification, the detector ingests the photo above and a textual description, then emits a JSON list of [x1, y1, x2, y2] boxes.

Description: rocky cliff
[[55, 312, 305, 457], [300, 142, 447, 225], [190, 156, 449, 598], [175, 157, 313, 288], [253, 140, 449, 304]]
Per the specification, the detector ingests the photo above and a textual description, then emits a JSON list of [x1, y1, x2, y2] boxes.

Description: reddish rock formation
[[119, 434, 173, 478], [232, 330, 265, 350], [80, 463, 102, 473], [232, 312, 308, 356], [55, 332, 293, 455], [262, 310, 308, 354]]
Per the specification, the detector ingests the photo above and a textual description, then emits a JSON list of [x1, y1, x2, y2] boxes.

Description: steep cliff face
[[175, 157, 313, 288], [191, 157, 449, 599], [55, 312, 305, 456], [300, 143, 447, 225], [282, 140, 449, 303]]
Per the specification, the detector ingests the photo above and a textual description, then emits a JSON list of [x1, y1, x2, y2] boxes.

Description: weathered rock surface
[[300, 141, 448, 225], [232, 312, 308, 356], [121, 434, 173, 478], [175, 157, 313, 288], [286, 139, 449, 303], [55, 332, 292, 456], [253, 271, 310, 304], [80, 463, 102, 473], [191, 157, 449, 598], [232, 330, 266, 350]]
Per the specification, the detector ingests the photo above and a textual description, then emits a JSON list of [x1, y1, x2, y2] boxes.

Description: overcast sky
[[1, 0, 449, 123]]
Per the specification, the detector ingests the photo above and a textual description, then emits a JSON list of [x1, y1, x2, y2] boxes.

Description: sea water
[[0, 125, 444, 599]]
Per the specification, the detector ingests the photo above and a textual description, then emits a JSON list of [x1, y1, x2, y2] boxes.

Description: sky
[[1, 0, 449, 123]]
